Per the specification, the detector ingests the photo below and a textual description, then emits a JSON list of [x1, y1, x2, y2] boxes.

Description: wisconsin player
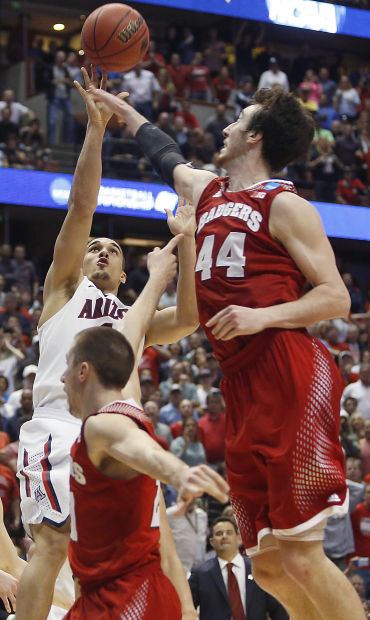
[[90, 85, 365, 619], [15, 68, 198, 620], [61, 241, 229, 620]]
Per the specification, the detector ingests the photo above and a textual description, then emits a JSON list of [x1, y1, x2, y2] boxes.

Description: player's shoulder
[[84, 411, 137, 445]]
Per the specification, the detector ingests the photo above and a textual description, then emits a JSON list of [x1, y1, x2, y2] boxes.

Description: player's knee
[[279, 547, 313, 584], [33, 525, 70, 562], [252, 555, 285, 590]]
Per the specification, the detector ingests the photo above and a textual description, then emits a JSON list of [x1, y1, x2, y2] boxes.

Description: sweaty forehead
[[86, 237, 122, 254]]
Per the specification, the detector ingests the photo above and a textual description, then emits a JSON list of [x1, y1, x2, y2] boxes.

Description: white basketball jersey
[[33, 277, 129, 421]]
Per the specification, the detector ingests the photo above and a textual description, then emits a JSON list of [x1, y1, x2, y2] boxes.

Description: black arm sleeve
[[135, 122, 187, 189]]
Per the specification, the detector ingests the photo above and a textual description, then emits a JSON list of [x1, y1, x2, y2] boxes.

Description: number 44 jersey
[[69, 400, 161, 591], [195, 177, 306, 367]]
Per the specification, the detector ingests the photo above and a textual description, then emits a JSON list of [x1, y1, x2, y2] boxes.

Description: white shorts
[[17, 413, 81, 534]]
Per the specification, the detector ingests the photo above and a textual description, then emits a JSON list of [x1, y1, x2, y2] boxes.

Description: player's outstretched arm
[[85, 414, 229, 507], [41, 67, 128, 321], [145, 199, 199, 347], [207, 192, 351, 341], [88, 88, 215, 204], [119, 236, 182, 403], [158, 493, 197, 620]]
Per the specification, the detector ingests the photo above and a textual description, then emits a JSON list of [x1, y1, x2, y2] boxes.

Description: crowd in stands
[[1, 21, 369, 203], [0, 237, 369, 613]]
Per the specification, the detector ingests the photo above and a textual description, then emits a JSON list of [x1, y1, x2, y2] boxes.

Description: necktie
[[227, 562, 246, 620]]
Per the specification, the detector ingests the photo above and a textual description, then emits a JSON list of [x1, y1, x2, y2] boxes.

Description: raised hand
[[147, 234, 183, 287], [74, 65, 128, 127], [166, 197, 196, 238], [174, 464, 229, 516]]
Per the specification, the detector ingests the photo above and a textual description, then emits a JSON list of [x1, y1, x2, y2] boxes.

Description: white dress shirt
[[218, 552, 247, 614]]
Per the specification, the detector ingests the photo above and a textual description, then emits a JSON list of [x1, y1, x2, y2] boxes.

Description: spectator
[[234, 24, 254, 85], [170, 417, 205, 466], [0, 107, 19, 144], [143, 399, 172, 445], [347, 456, 364, 484], [212, 66, 234, 105], [10, 244, 39, 298], [297, 85, 318, 114], [156, 68, 176, 117], [0, 89, 34, 126], [349, 413, 366, 449], [308, 136, 342, 203], [0, 292, 31, 336], [203, 27, 228, 78], [156, 111, 177, 140], [205, 103, 233, 151], [234, 79, 255, 118], [6, 363, 37, 418], [158, 279, 177, 309], [319, 67, 337, 106], [65, 51, 83, 84], [360, 419, 370, 477], [196, 368, 217, 408], [159, 384, 183, 425], [175, 100, 200, 129], [125, 253, 149, 295], [160, 361, 196, 401], [19, 118, 46, 149], [350, 483, 370, 595], [139, 374, 156, 404], [335, 76, 361, 120], [142, 40, 165, 76], [4, 387, 33, 442], [122, 62, 162, 122], [342, 396, 360, 419], [0, 245, 15, 292], [258, 57, 289, 92], [318, 93, 340, 131], [3, 134, 32, 169], [348, 574, 370, 609], [189, 516, 289, 620], [166, 499, 208, 573], [331, 119, 343, 140], [341, 411, 361, 459], [198, 391, 226, 465], [170, 398, 196, 438], [336, 167, 366, 206], [300, 69, 323, 105], [342, 364, 370, 419], [46, 50, 75, 145], [0, 327, 24, 394], [187, 52, 210, 101], [173, 116, 188, 150], [166, 54, 189, 99], [177, 27, 196, 65], [335, 123, 363, 167], [139, 344, 170, 388]]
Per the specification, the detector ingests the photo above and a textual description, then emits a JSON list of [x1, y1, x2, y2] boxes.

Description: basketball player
[[90, 85, 365, 619], [61, 242, 228, 619], [15, 68, 198, 620]]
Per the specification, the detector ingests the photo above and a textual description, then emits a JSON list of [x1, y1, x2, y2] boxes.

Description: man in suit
[[189, 517, 288, 620]]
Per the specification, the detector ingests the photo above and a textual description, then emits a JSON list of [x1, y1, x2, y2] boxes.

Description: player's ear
[[79, 361, 89, 383], [120, 270, 127, 284]]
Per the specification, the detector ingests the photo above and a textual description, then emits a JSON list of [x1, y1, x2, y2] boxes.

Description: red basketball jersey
[[195, 177, 306, 367], [69, 401, 161, 590]]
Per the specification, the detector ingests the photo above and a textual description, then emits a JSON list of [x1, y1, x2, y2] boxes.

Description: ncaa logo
[[50, 177, 71, 206]]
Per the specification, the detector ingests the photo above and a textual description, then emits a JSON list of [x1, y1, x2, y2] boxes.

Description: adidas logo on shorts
[[327, 493, 341, 503]]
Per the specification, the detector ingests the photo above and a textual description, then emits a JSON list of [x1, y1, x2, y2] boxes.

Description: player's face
[[218, 104, 260, 166], [82, 238, 126, 293], [210, 521, 240, 557], [61, 349, 82, 418]]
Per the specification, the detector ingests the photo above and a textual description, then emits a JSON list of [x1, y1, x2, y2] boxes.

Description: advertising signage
[[0, 168, 369, 241]]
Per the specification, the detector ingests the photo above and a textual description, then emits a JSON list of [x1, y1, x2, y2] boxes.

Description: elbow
[[332, 286, 351, 319]]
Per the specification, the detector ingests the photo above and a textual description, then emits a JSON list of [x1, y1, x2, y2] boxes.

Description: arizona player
[[90, 85, 365, 619], [62, 242, 228, 620]]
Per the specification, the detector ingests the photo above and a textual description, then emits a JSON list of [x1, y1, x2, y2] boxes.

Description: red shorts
[[220, 330, 347, 552], [64, 567, 181, 619]]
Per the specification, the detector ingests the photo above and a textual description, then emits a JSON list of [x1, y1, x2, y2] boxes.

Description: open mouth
[[97, 258, 108, 267]]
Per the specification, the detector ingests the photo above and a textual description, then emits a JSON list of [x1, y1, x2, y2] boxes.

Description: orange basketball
[[81, 3, 149, 72]]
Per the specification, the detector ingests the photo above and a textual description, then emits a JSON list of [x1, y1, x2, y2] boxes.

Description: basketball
[[81, 3, 149, 72]]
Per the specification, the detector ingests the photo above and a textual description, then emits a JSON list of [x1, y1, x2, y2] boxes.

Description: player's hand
[[206, 305, 268, 340], [75, 66, 128, 127], [88, 85, 131, 122], [0, 570, 17, 613], [166, 197, 196, 238], [147, 234, 183, 287], [174, 464, 229, 516]]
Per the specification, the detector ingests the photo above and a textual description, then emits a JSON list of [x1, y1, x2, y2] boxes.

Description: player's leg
[[15, 521, 70, 620], [277, 538, 366, 620], [251, 543, 322, 620]]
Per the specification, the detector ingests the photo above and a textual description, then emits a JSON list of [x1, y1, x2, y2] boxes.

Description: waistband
[[33, 407, 82, 426]]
